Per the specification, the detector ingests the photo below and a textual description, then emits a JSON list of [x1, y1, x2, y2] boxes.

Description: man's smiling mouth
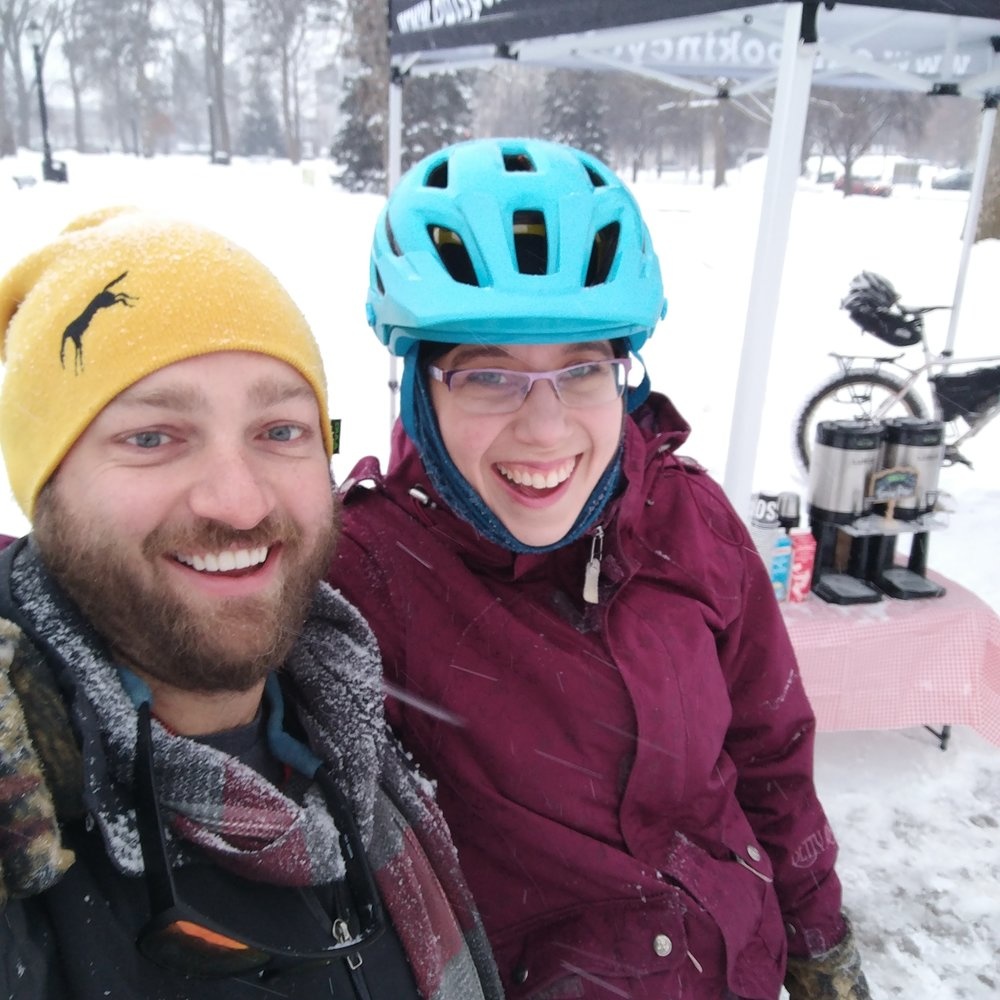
[[174, 546, 269, 573]]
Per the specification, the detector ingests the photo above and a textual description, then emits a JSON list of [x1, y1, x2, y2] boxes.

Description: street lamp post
[[207, 97, 217, 162], [26, 20, 67, 182]]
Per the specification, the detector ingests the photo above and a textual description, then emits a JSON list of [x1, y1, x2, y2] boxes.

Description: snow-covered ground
[[2, 148, 998, 996]]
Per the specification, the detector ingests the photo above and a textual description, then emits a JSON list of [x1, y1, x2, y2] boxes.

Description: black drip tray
[[875, 567, 946, 600], [813, 573, 883, 605]]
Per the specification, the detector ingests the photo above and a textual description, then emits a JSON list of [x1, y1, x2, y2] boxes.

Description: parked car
[[833, 175, 893, 197], [931, 169, 973, 191]]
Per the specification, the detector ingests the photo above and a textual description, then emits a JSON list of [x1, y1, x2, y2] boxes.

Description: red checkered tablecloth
[[781, 572, 1000, 747]]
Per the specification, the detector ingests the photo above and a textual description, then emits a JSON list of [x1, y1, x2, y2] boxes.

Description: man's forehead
[[112, 353, 315, 411]]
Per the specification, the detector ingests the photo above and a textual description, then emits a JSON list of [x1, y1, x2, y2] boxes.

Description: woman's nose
[[512, 378, 569, 440]]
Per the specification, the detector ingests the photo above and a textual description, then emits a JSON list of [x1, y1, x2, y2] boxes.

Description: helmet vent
[[425, 161, 449, 188], [428, 225, 479, 286], [584, 223, 620, 287], [584, 165, 608, 188], [385, 216, 403, 256], [503, 152, 536, 173], [512, 210, 547, 275]]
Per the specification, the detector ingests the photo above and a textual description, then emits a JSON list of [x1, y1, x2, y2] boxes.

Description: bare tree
[[1, 0, 48, 149], [197, 0, 230, 159], [914, 94, 979, 166], [473, 64, 549, 139], [61, 0, 90, 151], [249, 0, 308, 162], [808, 87, 922, 195], [602, 73, 668, 179], [247, 0, 342, 163], [0, 23, 13, 154]]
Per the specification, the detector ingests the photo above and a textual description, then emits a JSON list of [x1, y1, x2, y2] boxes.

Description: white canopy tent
[[384, 0, 1000, 510]]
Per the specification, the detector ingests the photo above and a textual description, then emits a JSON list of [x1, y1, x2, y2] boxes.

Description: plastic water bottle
[[771, 534, 793, 601]]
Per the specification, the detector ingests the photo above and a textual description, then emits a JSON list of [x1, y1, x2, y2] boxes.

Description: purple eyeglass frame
[[428, 357, 631, 403]]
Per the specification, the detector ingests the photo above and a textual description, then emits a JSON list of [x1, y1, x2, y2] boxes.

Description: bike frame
[[827, 321, 1000, 451]]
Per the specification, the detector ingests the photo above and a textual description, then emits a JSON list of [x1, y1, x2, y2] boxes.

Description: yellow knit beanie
[[0, 208, 331, 518]]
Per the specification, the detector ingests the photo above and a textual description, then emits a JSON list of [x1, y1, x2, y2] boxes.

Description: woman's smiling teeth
[[497, 460, 575, 490], [175, 546, 269, 573]]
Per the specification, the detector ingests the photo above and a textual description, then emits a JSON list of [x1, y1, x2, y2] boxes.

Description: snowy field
[[2, 148, 998, 996]]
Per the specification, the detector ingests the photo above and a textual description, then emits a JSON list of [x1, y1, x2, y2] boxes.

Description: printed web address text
[[396, 0, 509, 34]]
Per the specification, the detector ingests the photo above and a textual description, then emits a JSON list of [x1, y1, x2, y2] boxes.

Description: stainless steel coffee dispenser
[[864, 417, 946, 599], [879, 417, 945, 520], [808, 420, 885, 604]]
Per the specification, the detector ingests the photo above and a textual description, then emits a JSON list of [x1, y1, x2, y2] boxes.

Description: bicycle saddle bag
[[930, 367, 1000, 423], [847, 307, 922, 347]]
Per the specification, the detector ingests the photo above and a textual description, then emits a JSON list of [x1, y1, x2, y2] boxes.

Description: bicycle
[[793, 272, 1000, 472]]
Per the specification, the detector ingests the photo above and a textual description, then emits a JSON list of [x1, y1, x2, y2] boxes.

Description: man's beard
[[33, 487, 338, 694]]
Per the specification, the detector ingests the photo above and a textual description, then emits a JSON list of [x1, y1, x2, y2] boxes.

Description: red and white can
[[788, 531, 817, 603]]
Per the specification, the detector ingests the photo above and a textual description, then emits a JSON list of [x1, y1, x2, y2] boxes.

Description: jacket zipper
[[333, 916, 373, 1000], [583, 526, 605, 604]]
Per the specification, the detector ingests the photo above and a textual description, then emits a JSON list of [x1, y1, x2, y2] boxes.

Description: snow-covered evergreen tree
[[402, 73, 473, 171], [541, 70, 609, 159], [237, 62, 283, 157], [330, 65, 386, 192]]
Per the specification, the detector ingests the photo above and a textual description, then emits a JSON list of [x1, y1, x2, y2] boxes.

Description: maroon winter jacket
[[331, 393, 848, 1000]]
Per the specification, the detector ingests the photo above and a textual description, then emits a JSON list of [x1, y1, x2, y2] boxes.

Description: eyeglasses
[[133, 702, 385, 978], [429, 357, 631, 415]]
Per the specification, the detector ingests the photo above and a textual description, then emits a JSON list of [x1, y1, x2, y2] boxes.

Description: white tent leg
[[945, 99, 996, 355], [723, 2, 817, 514], [387, 74, 404, 428]]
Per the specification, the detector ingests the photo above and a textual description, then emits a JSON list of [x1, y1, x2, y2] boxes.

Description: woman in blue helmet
[[332, 138, 870, 1000]]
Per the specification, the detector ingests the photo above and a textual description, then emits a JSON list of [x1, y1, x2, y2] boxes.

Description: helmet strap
[[625, 348, 651, 412], [402, 353, 624, 554]]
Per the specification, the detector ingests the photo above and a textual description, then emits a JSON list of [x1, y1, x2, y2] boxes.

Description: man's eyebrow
[[247, 378, 316, 409], [116, 383, 207, 411], [114, 378, 314, 412]]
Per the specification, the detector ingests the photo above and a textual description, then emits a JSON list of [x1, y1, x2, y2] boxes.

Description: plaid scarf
[[9, 540, 383, 887], [4, 538, 504, 999]]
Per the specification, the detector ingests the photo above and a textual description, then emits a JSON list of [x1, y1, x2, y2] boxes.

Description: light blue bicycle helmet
[[366, 137, 667, 359]]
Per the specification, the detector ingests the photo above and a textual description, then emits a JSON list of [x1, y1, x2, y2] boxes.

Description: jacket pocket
[[493, 893, 706, 1000], [659, 839, 786, 999]]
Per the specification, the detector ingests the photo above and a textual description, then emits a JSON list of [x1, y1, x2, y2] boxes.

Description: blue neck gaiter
[[402, 354, 623, 555]]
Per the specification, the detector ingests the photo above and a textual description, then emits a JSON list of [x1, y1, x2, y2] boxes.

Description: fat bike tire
[[794, 369, 928, 472]]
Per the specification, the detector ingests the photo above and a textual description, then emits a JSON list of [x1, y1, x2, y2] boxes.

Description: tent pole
[[387, 71, 404, 429], [723, 2, 817, 513], [945, 96, 996, 356]]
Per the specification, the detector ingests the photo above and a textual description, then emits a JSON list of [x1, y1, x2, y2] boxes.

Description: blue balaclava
[[401, 343, 625, 555]]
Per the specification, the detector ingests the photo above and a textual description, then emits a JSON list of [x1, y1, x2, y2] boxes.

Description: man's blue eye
[[268, 425, 303, 442], [130, 431, 166, 449]]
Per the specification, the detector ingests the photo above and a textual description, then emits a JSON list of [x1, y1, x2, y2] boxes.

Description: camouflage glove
[[784, 920, 872, 1000], [0, 618, 81, 904]]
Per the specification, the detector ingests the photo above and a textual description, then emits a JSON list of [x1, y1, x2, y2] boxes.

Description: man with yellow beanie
[[0, 209, 501, 1000]]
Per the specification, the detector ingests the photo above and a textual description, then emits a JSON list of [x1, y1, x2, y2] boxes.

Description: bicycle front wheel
[[794, 369, 928, 472]]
